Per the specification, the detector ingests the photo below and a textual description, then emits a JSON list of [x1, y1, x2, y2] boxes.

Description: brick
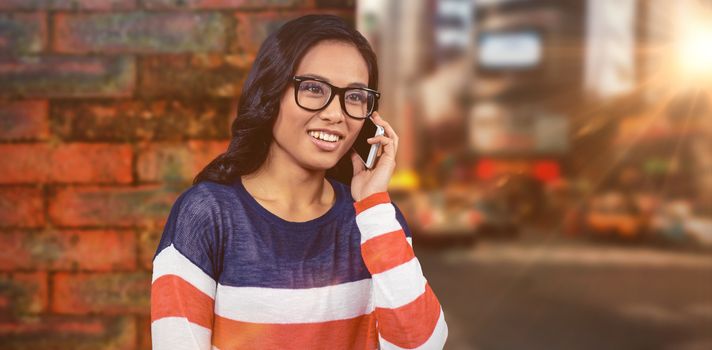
[[0, 143, 133, 184], [54, 12, 228, 54], [139, 54, 251, 97], [141, 0, 350, 9], [0, 187, 44, 228], [0, 100, 49, 141], [0, 13, 46, 54], [139, 230, 161, 271], [137, 316, 151, 350], [143, 0, 310, 9], [315, 0, 354, 8], [0, 56, 135, 98], [49, 185, 180, 228], [0, 316, 136, 350], [0, 0, 135, 10], [0, 230, 136, 271], [51, 99, 233, 141], [0, 272, 48, 315], [231, 10, 353, 54], [52, 272, 151, 314], [137, 140, 229, 183]]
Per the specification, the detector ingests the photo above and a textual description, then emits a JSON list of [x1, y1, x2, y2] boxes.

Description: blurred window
[[479, 31, 542, 69]]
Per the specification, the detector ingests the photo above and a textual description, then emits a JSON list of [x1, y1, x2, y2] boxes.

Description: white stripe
[[356, 203, 403, 244], [378, 306, 448, 350], [215, 278, 374, 323], [372, 258, 427, 309], [406, 236, 412, 247], [152, 244, 217, 299], [152, 317, 212, 350]]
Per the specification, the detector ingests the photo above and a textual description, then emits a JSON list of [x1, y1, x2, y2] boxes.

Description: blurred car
[[686, 217, 712, 246], [651, 200, 712, 247], [391, 185, 519, 246], [409, 190, 480, 246], [581, 192, 651, 239], [472, 196, 520, 238]]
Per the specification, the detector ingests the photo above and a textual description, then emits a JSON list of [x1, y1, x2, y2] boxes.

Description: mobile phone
[[352, 116, 385, 169]]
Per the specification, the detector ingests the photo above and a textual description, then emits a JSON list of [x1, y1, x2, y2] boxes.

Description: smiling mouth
[[307, 130, 343, 143]]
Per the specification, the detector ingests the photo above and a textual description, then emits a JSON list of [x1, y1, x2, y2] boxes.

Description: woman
[[151, 14, 448, 350]]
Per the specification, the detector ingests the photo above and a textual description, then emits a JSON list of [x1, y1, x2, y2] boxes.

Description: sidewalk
[[441, 232, 712, 268]]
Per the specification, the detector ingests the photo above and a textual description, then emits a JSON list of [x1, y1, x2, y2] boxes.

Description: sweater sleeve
[[354, 192, 448, 350], [151, 186, 224, 350]]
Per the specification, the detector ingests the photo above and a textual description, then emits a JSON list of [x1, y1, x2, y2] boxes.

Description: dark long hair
[[193, 14, 379, 186]]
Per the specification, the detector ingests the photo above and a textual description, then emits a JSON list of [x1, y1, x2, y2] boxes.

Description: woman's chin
[[302, 154, 342, 172]]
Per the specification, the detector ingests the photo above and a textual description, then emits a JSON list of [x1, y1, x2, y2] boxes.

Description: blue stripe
[[154, 178, 411, 289]]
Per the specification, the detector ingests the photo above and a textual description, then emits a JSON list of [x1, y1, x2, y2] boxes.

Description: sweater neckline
[[233, 176, 347, 230]]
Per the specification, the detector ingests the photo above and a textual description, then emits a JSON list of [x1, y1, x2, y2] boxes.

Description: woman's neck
[[241, 146, 334, 212]]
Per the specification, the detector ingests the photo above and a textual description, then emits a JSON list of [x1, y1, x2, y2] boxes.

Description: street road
[[415, 235, 712, 350]]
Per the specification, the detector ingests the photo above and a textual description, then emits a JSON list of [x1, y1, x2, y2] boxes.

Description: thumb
[[350, 151, 365, 174]]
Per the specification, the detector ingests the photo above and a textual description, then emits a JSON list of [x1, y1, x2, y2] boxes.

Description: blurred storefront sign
[[584, 0, 636, 99], [475, 158, 561, 183], [468, 102, 569, 155], [479, 31, 542, 70], [435, 0, 474, 55]]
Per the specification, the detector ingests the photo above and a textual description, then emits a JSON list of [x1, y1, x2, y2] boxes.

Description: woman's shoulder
[[173, 180, 241, 213]]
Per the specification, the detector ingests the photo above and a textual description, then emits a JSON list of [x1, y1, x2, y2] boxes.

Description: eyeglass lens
[[297, 80, 376, 118]]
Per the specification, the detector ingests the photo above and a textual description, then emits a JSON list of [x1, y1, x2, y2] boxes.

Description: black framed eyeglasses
[[292, 76, 380, 120]]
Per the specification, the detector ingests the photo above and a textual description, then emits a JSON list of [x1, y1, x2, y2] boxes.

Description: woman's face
[[271, 40, 369, 172]]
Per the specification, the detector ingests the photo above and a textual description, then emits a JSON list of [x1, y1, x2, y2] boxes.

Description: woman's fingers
[[372, 113, 398, 153], [367, 135, 396, 161], [367, 135, 392, 144], [350, 150, 365, 174], [367, 113, 397, 162]]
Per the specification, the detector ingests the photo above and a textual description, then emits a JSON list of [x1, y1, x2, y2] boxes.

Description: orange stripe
[[376, 283, 441, 349], [354, 192, 391, 215], [361, 229, 415, 275], [151, 274, 214, 330], [213, 312, 379, 350]]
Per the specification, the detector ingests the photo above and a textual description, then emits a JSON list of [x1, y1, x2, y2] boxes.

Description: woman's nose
[[319, 95, 346, 122]]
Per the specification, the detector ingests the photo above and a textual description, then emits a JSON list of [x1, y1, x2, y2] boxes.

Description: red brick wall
[[0, 1, 354, 349]]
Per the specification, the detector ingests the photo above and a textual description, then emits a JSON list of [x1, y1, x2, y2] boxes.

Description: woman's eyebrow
[[300, 73, 367, 88]]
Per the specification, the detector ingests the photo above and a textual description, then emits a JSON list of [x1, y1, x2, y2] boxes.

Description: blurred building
[[358, 0, 712, 244]]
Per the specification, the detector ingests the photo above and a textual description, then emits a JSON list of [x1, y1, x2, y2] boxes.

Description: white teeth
[[309, 130, 340, 142]]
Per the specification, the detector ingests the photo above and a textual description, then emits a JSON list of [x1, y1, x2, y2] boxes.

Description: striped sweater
[[151, 177, 448, 349]]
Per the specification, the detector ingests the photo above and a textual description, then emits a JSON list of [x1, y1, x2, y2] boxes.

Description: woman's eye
[[346, 91, 367, 103], [300, 83, 324, 95]]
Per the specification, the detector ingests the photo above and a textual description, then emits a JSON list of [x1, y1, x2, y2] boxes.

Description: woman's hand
[[350, 112, 398, 202]]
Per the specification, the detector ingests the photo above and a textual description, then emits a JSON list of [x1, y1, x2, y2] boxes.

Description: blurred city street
[[365, 1, 712, 346], [2, 0, 712, 348], [416, 232, 712, 350]]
